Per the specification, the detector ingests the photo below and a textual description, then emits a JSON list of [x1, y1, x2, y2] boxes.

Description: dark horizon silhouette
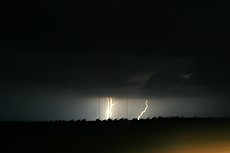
[[1, 118, 230, 153]]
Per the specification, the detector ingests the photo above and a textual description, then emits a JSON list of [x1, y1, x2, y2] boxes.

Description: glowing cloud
[[137, 100, 148, 120]]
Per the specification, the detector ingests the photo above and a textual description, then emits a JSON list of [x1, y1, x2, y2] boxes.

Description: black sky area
[[0, 1, 230, 120]]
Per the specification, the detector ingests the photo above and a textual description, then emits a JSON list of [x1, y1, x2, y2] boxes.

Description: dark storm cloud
[[1, 48, 228, 98], [141, 55, 230, 97], [1, 50, 153, 90]]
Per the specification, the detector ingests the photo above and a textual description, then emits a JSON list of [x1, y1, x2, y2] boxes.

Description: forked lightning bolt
[[106, 97, 118, 119], [137, 100, 148, 120]]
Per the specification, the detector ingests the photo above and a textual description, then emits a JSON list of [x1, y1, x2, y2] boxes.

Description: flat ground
[[1, 118, 230, 153]]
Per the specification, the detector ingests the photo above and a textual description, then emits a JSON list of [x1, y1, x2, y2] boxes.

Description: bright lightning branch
[[137, 100, 148, 120], [106, 97, 118, 119]]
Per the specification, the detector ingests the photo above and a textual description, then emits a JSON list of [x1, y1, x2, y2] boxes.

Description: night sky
[[0, 1, 230, 120]]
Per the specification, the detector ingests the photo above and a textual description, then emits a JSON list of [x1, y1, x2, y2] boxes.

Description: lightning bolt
[[137, 100, 148, 120], [106, 97, 118, 119]]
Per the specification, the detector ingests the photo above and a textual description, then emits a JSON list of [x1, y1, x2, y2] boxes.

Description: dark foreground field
[[1, 118, 230, 153]]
